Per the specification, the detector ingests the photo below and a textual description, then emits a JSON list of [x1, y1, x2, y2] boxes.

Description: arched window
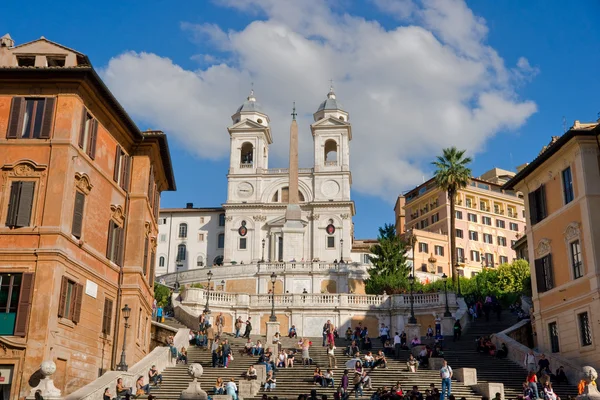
[[196, 255, 204, 267], [324, 139, 337, 164], [241, 142, 254, 165], [178, 223, 187, 238], [219, 213, 225, 227], [218, 233, 225, 249], [272, 187, 305, 203], [159, 256, 165, 267], [213, 256, 224, 266], [176, 244, 186, 262]]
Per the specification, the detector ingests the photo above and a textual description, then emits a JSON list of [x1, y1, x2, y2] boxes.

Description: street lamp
[[204, 270, 213, 314], [340, 238, 344, 263], [442, 273, 452, 317], [408, 274, 417, 324], [221, 280, 225, 291], [408, 230, 417, 279], [116, 304, 131, 371], [261, 238, 266, 263], [269, 272, 277, 322], [455, 263, 462, 298]]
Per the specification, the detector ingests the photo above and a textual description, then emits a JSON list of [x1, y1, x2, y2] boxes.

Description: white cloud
[[101, 0, 537, 200]]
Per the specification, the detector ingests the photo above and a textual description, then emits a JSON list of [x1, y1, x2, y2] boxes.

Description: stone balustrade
[[181, 288, 456, 311], [66, 327, 189, 400]]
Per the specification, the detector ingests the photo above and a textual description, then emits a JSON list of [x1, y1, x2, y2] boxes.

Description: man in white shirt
[[379, 323, 388, 346], [524, 349, 536, 372], [393, 332, 402, 358], [439, 359, 452, 400]]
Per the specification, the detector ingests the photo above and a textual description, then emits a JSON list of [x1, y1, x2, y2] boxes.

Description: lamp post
[[442, 273, 452, 317], [221, 280, 225, 291], [408, 274, 417, 324], [204, 270, 213, 314], [116, 304, 131, 371], [408, 230, 417, 279], [456, 263, 462, 298], [269, 272, 277, 322], [340, 238, 344, 263], [261, 238, 266, 263]]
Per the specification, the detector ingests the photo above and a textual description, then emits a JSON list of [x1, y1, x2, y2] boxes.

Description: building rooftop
[[503, 121, 600, 190], [317, 87, 344, 112]]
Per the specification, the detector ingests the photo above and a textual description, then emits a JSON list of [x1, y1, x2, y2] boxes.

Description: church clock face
[[237, 182, 254, 197]]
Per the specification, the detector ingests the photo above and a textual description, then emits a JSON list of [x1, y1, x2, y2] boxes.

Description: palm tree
[[432, 147, 472, 282]]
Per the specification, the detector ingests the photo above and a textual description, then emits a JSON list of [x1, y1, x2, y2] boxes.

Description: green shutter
[[14, 273, 34, 336], [71, 191, 85, 239]]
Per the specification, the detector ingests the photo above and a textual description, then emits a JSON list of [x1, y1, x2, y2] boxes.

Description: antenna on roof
[[562, 116, 567, 133]]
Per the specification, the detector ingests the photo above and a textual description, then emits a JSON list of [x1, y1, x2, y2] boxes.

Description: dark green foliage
[[364, 224, 411, 294]]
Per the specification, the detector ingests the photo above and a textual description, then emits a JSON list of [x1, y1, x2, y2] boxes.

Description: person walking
[[234, 317, 243, 338], [206, 324, 215, 351], [393, 332, 402, 359], [524, 349, 536, 372], [526, 370, 540, 400], [453, 320, 462, 342], [243, 317, 252, 338], [216, 312, 225, 337], [439, 359, 453, 400], [222, 339, 231, 368], [156, 305, 163, 323], [301, 338, 311, 367], [327, 343, 337, 368]]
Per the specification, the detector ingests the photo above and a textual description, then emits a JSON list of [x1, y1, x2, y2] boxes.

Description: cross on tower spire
[[291, 102, 297, 120]]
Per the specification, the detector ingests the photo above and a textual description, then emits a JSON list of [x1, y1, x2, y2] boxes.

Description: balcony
[[239, 163, 253, 169], [324, 161, 338, 167]]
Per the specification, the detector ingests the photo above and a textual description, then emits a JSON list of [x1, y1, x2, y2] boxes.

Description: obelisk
[[282, 103, 305, 262]]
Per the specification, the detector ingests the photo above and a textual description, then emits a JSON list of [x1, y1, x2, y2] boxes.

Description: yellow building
[[504, 121, 600, 367], [396, 168, 526, 278]]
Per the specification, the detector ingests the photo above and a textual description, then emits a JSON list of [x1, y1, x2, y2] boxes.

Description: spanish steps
[[143, 315, 577, 400]]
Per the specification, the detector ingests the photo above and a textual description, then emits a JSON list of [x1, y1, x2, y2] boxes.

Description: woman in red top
[[526, 370, 540, 399]]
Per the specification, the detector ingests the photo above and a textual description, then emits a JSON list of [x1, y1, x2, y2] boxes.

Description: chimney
[[186, 203, 193, 209]]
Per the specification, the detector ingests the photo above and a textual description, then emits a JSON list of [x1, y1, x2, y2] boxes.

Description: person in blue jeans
[[439, 359, 453, 400]]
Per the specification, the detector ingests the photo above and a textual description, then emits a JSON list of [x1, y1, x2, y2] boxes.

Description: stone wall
[[150, 321, 178, 350]]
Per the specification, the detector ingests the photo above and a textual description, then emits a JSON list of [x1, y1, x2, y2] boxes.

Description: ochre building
[[504, 122, 600, 369], [0, 34, 175, 398]]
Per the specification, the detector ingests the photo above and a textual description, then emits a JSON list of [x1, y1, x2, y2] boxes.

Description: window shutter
[[113, 146, 121, 182], [15, 181, 35, 228], [71, 191, 85, 239], [102, 298, 113, 335], [534, 259, 546, 293], [58, 276, 68, 318], [546, 254, 554, 289], [153, 192, 160, 219], [143, 238, 149, 276], [528, 191, 538, 225], [540, 184, 547, 220], [149, 251, 156, 287], [88, 119, 98, 159], [14, 273, 35, 337], [148, 166, 154, 203], [117, 227, 125, 267], [106, 221, 114, 260], [6, 97, 24, 138], [72, 283, 83, 323], [121, 155, 131, 191], [6, 181, 21, 226], [39, 97, 55, 139], [78, 107, 87, 148]]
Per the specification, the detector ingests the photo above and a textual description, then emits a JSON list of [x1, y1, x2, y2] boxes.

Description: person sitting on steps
[[406, 354, 419, 372]]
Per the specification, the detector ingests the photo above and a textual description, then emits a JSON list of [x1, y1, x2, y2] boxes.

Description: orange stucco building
[[0, 34, 175, 398], [504, 122, 600, 369]]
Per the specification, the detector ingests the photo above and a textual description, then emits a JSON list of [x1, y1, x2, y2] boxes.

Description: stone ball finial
[[40, 360, 57, 377], [582, 366, 598, 384], [577, 366, 600, 400], [188, 363, 204, 379]]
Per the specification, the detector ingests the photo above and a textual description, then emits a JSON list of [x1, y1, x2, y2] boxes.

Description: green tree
[[154, 283, 171, 307], [432, 147, 472, 282], [365, 224, 411, 294]]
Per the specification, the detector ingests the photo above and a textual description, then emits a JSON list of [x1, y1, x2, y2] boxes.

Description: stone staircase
[[144, 314, 578, 400], [439, 313, 578, 400]]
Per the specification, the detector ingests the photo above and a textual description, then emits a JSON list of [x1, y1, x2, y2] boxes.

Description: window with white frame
[[571, 240, 583, 279]]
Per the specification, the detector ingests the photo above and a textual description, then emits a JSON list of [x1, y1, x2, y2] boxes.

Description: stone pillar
[[405, 323, 421, 342], [455, 368, 478, 385], [441, 317, 455, 336], [27, 360, 62, 400], [265, 321, 280, 349], [180, 363, 208, 400]]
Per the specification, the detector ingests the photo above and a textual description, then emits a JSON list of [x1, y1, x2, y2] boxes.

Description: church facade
[[222, 88, 356, 265]]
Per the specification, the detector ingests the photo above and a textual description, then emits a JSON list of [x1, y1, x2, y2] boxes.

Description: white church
[[155, 88, 372, 294]]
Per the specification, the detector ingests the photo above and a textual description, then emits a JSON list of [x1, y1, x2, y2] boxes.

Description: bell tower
[[228, 90, 272, 175]]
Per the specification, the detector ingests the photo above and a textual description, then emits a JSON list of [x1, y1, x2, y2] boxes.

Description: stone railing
[[157, 262, 368, 286], [491, 319, 583, 385], [66, 327, 189, 400], [181, 288, 454, 311]]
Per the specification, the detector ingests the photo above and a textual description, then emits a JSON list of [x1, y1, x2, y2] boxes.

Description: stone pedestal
[[441, 317, 454, 336], [27, 360, 62, 400], [239, 380, 261, 398], [428, 357, 445, 370], [254, 364, 267, 384], [180, 363, 208, 400], [473, 382, 504, 400], [405, 323, 421, 342], [455, 368, 478, 385], [265, 321, 280, 350], [282, 214, 305, 262]]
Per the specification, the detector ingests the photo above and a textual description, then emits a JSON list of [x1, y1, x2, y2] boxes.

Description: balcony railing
[[325, 161, 338, 166], [240, 163, 253, 168]]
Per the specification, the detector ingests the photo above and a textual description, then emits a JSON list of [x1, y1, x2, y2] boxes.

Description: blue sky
[[2, 0, 599, 238]]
